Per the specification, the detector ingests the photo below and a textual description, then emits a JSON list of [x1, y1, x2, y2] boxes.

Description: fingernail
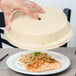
[[34, 17, 38, 20], [6, 26, 10, 30], [41, 9, 45, 13], [33, 16, 39, 20], [32, 13, 39, 20], [42, 10, 45, 13]]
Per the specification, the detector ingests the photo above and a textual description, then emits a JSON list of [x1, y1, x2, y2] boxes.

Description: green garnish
[[34, 52, 41, 56]]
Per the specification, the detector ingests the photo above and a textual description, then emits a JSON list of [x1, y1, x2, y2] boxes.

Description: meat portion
[[26, 59, 61, 72], [19, 52, 61, 72]]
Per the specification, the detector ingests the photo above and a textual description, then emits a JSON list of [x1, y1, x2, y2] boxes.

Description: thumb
[[4, 10, 19, 30], [4, 15, 11, 30]]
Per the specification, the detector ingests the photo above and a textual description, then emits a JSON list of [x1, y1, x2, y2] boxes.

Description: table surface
[[0, 48, 76, 76]]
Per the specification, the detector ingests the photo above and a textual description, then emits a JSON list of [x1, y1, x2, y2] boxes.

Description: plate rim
[[6, 51, 71, 75]]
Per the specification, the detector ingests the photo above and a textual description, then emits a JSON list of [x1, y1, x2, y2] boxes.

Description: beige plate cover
[[5, 6, 73, 51]]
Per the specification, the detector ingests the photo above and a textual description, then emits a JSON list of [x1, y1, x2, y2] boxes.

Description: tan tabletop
[[0, 48, 76, 76]]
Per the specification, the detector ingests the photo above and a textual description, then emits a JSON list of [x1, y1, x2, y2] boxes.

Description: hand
[[0, 0, 44, 30]]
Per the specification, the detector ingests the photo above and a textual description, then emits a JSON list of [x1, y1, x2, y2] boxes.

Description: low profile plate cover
[[5, 6, 73, 50]]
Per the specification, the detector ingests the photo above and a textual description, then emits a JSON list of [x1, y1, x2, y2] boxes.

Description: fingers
[[19, 7, 39, 19], [25, 1, 45, 13], [22, 0, 45, 18]]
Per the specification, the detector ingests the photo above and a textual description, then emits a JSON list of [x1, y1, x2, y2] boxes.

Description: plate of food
[[6, 50, 70, 75]]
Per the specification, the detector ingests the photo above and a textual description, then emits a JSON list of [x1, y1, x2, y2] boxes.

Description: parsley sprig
[[34, 52, 41, 56]]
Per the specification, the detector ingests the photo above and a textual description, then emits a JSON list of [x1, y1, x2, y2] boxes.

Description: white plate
[[6, 51, 71, 75]]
